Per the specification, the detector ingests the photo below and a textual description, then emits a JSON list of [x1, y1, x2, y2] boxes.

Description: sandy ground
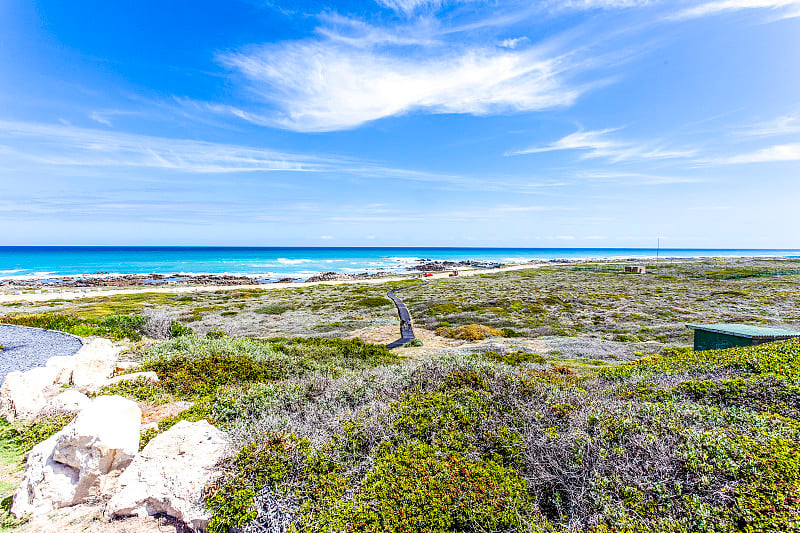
[[0, 264, 544, 304], [346, 323, 455, 357]]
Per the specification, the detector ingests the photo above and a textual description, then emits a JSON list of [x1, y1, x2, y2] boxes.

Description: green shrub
[[430, 303, 460, 315], [92, 376, 173, 404], [169, 320, 193, 338], [254, 302, 294, 315], [16, 413, 75, 451], [355, 297, 391, 308], [205, 329, 227, 339], [141, 336, 398, 396], [480, 351, 546, 366], [406, 338, 423, 347], [0, 312, 148, 340], [205, 434, 305, 532], [307, 441, 531, 533]]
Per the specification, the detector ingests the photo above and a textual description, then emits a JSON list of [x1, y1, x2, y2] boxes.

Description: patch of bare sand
[[139, 401, 193, 426], [346, 324, 457, 358]]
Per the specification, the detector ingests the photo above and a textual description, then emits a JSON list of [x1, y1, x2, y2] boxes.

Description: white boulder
[[0, 367, 61, 422], [71, 338, 121, 390], [46, 356, 78, 385], [12, 395, 141, 517], [106, 420, 232, 531], [41, 389, 91, 415]]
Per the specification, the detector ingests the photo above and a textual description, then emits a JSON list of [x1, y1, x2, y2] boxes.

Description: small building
[[625, 266, 647, 274], [687, 323, 800, 351]]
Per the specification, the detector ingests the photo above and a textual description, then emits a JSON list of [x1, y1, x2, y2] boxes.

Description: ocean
[[1, 247, 798, 281]]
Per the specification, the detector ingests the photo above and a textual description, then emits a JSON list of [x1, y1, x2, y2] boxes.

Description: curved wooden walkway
[[385, 283, 425, 349]]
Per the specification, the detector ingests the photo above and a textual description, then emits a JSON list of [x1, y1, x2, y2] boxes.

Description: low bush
[[15, 413, 76, 451], [0, 312, 191, 341], [254, 303, 294, 315], [435, 324, 506, 340], [480, 350, 546, 366], [140, 336, 399, 396], [203, 339, 800, 532], [354, 297, 391, 308]]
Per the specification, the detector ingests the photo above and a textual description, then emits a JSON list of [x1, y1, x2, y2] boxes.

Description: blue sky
[[1, 0, 799, 247]]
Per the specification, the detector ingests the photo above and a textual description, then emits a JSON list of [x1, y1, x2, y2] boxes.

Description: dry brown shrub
[[435, 323, 506, 341]]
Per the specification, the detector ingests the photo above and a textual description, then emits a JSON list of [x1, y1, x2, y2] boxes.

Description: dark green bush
[[354, 296, 391, 308], [168, 320, 193, 338]]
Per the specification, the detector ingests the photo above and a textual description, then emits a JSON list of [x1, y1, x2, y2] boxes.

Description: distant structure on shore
[[625, 266, 647, 274], [687, 323, 800, 351]]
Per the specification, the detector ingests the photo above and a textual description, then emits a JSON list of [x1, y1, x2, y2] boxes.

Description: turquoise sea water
[[1, 247, 798, 281]]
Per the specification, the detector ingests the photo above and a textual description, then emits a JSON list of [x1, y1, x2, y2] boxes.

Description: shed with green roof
[[687, 323, 800, 351]]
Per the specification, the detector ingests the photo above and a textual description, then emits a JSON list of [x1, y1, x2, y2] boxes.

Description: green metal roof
[[686, 323, 800, 339]]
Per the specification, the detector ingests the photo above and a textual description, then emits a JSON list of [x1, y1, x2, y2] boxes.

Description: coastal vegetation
[[1, 258, 800, 531]]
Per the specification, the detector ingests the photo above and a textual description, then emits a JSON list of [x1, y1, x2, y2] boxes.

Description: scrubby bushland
[[201, 339, 800, 532], [138, 336, 398, 397], [0, 311, 191, 340], [114, 336, 401, 448]]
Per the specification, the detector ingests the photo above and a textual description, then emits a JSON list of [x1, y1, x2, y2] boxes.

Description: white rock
[[71, 339, 121, 389], [107, 420, 232, 531], [12, 395, 141, 517], [41, 389, 91, 415], [104, 371, 160, 387], [46, 356, 77, 385], [0, 367, 61, 422]]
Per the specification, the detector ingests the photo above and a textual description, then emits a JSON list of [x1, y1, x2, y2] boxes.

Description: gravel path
[[0, 325, 83, 383]]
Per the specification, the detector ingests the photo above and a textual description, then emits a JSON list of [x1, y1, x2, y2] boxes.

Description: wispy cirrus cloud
[[219, 39, 586, 132], [736, 113, 800, 136], [508, 128, 696, 162], [0, 120, 333, 173], [706, 142, 800, 164], [671, 0, 800, 20], [576, 170, 707, 184], [374, 0, 476, 15], [0, 119, 573, 194]]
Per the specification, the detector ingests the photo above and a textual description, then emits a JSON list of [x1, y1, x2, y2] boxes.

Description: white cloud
[[737, 114, 800, 136], [672, 0, 800, 20], [0, 120, 336, 173], [375, 0, 479, 15], [509, 128, 695, 162], [220, 39, 583, 132], [555, 0, 654, 9], [499, 37, 528, 49], [709, 142, 800, 163], [89, 111, 112, 127], [0, 119, 570, 194], [576, 171, 706, 184], [376, 0, 441, 14]]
